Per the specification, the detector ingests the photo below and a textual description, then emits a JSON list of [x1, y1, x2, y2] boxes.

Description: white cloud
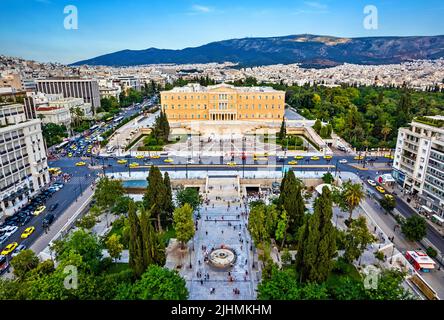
[[304, 1, 328, 10], [191, 4, 213, 13]]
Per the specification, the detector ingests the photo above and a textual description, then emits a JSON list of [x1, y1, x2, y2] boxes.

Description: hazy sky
[[1, 0, 443, 64]]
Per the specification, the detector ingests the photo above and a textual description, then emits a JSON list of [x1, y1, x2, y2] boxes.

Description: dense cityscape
[[1, 1, 444, 315]]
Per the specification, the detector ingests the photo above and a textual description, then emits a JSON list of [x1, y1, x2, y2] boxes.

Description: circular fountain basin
[[208, 248, 236, 269]]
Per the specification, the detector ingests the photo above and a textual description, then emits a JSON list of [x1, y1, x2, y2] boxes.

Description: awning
[[421, 205, 433, 214]]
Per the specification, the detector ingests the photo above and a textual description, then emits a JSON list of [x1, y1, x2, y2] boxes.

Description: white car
[[367, 179, 377, 187], [187, 159, 195, 164], [2, 226, 18, 238], [339, 159, 348, 164], [11, 244, 26, 258]]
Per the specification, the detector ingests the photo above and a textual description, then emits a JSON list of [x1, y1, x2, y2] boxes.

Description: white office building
[[393, 116, 444, 217], [0, 103, 49, 219]]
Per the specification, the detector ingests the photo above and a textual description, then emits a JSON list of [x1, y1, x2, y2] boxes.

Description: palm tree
[[344, 182, 365, 222], [381, 122, 392, 144], [70, 107, 84, 128]]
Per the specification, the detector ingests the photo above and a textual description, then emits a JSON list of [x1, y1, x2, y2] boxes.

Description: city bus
[[89, 124, 99, 132], [55, 140, 69, 151], [113, 116, 124, 124], [105, 116, 114, 123]]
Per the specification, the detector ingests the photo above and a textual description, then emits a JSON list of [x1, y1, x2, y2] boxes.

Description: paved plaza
[[167, 176, 258, 300], [165, 131, 317, 159]]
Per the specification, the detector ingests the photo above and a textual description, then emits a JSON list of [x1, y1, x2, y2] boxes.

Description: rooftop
[[163, 83, 281, 93], [414, 116, 444, 128]]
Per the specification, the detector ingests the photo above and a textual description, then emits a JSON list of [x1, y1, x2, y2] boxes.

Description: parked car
[[11, 244, 27, 258], [19, 215, 32, 226], [42, 214, 55, 227]]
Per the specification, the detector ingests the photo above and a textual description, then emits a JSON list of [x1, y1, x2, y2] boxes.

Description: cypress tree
[[140, 207, 166, 267], [296, 187, 337, 283], [163, 172, 174, 224], [143, 166, 166, 232], [140, 207, 154, 268], [278, 117, 287, 141], [128, 201, 145, 278], [279, 170, 305, 234]]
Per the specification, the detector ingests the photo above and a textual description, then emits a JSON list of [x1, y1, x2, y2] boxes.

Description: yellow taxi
[[129, 162, 139, 168], [117, 159, 127, 164], [33, 205, 46, 216], [49, 168, 62, 175], [21, 227, 35, 239], [385, 194, 394, 201], [288, 160, 298, 165], [311, 156, 320, 161], [324, 155, 333, 160], [164, 158, 174, 163], [151, 155, 161, 159], [68, 153, 73, 158], [135, 155, 144, 159], [1, 242, 18, 255], [254, 154, 268, 158], [376, 186, 386, 194], [295, 156, 304, 160], [75, 161, 86, 166], [354, 156, 364, 160], [227, 162, 237, 167]]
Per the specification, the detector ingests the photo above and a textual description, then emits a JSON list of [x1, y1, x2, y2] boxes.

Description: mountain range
[[72, 34, 444, 68]]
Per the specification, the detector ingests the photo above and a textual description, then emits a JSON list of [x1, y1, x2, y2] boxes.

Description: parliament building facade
[[160, 83, 285, 122]]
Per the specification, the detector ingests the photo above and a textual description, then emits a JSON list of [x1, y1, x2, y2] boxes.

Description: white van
[[106, 146, 116, 154]]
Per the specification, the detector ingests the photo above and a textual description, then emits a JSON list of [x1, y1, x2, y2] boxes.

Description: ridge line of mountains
[[72, 34, 444, 68]]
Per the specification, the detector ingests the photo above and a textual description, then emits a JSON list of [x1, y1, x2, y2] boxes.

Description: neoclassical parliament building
[[160, 83, 285, 122]]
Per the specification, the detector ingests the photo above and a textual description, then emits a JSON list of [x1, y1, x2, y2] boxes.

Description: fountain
[[208, 247, 237, 269]]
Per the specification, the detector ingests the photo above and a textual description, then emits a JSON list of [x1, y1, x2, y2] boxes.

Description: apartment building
[[0, 103, 49, 218], [393, 116, 444, 217], [160, 83, 285, 122], [35, 78, 100, 112]]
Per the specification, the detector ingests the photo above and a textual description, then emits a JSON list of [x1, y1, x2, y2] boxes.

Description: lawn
[[325, 258, 362, 290], [160, 226, 176, 246], [106, 262, 130, 274]]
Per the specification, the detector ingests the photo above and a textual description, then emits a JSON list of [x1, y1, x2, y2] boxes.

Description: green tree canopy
[[176, 187, 202, 212], [121, 265, 188, 300], [173, 204, 195, 249], [401, 215, 427, 242], [343, 216, 376, 263]]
